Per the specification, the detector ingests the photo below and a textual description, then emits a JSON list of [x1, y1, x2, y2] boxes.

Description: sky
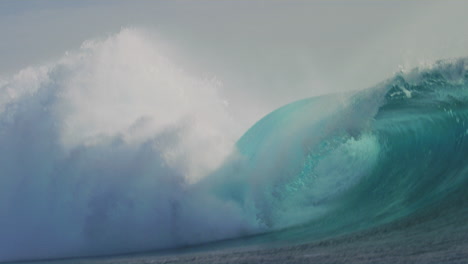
[[1, 1, 468, 261], [1, 0, 468, 125]]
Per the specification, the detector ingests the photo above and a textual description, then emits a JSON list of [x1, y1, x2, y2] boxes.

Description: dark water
[[4, 59, 468, 264]]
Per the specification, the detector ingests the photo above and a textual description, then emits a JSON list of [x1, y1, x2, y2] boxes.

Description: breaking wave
[[0, 29, 467, 262]]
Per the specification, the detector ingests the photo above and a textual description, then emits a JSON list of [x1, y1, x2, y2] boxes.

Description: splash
[[0, 29, 251, 261]]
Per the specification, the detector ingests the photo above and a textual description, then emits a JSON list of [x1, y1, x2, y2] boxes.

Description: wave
[[0, 29, 247, 261], [0, 30, 467, 262], [207, 58, 468, 242]]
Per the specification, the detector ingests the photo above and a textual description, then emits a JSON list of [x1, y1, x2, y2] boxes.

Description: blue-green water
[[201, 58, 468, 242]]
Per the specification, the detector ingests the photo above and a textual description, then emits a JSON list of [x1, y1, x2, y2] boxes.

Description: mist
[[2, 1, 468, 124]]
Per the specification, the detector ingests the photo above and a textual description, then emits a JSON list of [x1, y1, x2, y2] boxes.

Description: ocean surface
[[2, 58, 468, 263]]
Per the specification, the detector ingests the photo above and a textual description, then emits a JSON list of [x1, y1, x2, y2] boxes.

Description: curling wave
[[0, 30, 467, 262], [204, 58, 468, 243]]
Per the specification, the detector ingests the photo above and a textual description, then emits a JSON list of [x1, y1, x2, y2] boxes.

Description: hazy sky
[[1, 0, 468, 121]]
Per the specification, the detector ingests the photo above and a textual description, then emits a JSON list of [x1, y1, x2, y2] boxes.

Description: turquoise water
[[201, 58, 468, 242]]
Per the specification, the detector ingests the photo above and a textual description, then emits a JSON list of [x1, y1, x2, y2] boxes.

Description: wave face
[[0, 29, 467, 262], [206, 58, 468, 242]]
